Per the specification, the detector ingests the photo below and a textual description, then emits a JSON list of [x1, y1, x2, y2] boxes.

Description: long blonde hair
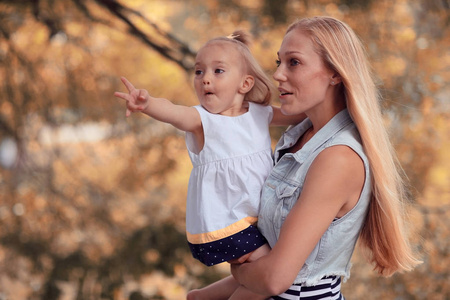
[[287, 16, 421, 276], [204, 30, 276, 105]]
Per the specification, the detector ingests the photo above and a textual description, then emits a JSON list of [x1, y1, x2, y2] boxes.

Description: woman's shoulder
[[327, 122, 365, 157], [309, 143, 366, 213]]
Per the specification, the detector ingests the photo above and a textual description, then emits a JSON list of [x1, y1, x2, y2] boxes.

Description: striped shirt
[[270, 276, 344, 300]]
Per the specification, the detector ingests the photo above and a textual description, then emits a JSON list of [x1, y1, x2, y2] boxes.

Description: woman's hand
[[230, 262, 245, 280]]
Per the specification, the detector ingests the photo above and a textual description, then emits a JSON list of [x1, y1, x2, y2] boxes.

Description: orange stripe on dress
[[186, 216, 258, 244]]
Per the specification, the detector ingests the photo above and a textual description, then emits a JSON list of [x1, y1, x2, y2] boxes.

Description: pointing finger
[[120, 76, 136, 93]]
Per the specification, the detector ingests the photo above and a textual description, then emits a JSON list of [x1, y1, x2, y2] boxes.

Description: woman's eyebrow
[[278, 50, 304, 56]]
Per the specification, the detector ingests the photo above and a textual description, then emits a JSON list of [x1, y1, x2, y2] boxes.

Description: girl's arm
[[231, 145, 365, 296], [114, 77, 201, 133], [270, 106, 306, 126]]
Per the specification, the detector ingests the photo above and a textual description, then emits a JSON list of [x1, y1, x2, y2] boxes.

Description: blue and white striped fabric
[[270, 276, 344, 300]]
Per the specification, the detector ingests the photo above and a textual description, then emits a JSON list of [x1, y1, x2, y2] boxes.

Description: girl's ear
[[239, 75, 255, 94]]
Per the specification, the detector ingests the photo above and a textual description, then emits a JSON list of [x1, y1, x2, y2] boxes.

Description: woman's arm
[[114, 77, 202, 133], [231, 145, 365, 296], [270, 106, 306, 126]]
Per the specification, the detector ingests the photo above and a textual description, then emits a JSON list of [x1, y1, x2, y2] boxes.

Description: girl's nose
[[203, 73, 211, 85]]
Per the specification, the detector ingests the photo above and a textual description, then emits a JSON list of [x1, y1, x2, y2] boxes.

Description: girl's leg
[[187, 275, 239, 300], [187, 244, 271, 300], [187, 277, 267, 300], [228, 285, 267, 300]]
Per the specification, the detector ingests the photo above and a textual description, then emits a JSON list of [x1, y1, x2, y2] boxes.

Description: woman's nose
[[273, 67, 286, 82]]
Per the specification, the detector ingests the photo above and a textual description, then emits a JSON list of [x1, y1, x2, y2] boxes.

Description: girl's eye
[[275, 59, 281, 67], [215, 69, 224, 74], [195, 70, 203, 75]]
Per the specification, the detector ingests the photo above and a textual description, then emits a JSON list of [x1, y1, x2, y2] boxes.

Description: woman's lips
[[278, 88, 292, 96]]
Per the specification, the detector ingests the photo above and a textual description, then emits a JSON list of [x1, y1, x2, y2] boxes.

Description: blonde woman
[[193, 16, 421, 299]]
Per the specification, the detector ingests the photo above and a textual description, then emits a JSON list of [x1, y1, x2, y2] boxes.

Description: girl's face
[[273, 29, 335, 116], [194, 42, 251, 116]]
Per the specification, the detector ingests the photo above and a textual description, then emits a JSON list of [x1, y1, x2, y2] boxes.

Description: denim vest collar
[[274, 109, 353, 164]]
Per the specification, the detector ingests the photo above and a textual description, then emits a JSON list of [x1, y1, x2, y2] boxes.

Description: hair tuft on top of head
[[227, 30, 252, 46]]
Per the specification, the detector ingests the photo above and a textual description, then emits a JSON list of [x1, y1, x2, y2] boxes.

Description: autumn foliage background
[[0, 0, 449, 299]]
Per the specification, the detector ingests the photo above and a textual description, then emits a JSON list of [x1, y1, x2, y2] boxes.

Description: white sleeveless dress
[[185, 102, 273, 266]]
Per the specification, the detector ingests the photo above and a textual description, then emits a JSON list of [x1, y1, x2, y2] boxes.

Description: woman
[[228, 16, 421, 299]]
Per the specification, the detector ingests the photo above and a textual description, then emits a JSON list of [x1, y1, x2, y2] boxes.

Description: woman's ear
[[330, 73, 342, 85], [239, 75, 255, 94]]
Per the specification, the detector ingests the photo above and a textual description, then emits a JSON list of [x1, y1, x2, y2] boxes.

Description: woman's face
[[273, 28, 335, 116]]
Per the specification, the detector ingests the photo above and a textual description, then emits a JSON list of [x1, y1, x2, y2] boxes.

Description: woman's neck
[[306, 97, 346, 133]]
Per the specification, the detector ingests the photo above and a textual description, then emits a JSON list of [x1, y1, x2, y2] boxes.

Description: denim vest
[[258, 109, 371, 286]]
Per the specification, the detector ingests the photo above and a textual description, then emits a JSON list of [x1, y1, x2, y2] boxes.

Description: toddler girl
[[115, 30, 304, 299]]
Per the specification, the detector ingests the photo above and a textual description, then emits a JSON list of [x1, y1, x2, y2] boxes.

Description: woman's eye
[[215, 69, 224, 74], [275, 59, 281, 67], [290, 59, 300, 66]]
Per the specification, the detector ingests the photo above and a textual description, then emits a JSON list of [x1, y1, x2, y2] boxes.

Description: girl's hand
[[228, 252, 252, 265], [114, 77, 150, 117]]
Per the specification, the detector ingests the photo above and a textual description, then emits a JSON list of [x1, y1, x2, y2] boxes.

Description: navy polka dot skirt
[[188, 225, 268, 266]]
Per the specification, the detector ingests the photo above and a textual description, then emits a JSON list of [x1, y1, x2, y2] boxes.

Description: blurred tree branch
[[1, 0, 196, 71], [94, 0, 196, 71]]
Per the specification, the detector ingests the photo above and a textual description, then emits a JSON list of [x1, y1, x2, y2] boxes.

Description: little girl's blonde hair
[[203, 30, 276, 106], [286, 16, 421, 276]]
